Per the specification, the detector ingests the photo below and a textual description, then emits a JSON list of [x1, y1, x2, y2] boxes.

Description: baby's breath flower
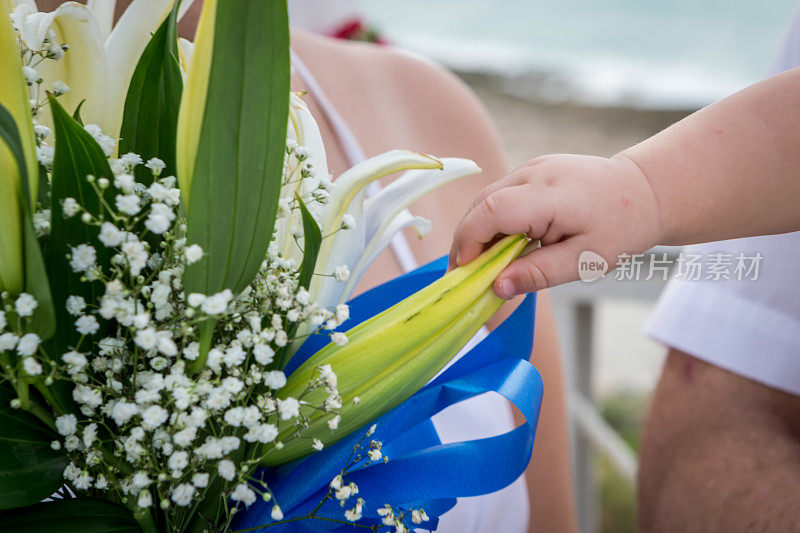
[[411, 509, 430, 524], [65, 295, 86, 316], [83, 124, 116, 157], [168, 451, 189, 471], [111, 400, 138, 426], [331, 332, 348, 346], [333, 265, 350, 282], [0, 333, 18, 351], [115, 193, 141, 216], [137, 490, 153, 508], [277, 397, 300, 420], [98, 222, 126, 247], [327, 414, 341, 430], [341, 214, 356, 230], [16, 333, 40, 356], [62, 350, 88, 374], [52, 80, 70, 95], [61, 197, 80, 218], [114, 173, 136, 192], [191, 473, 209, 488], [34, 125, 51, 140], [145, 158, 166, 176], [70, 244, 96, 272], [75, 315, 100, 335], [200, 289, 232, 315], [36, 144, 54, 167], [271, 505, 284, 520], [253, 343, 274, 365], [345, 498, 364, 522], [55, 414, 78, 436], [217, 459, 236, 481], [22, 65, 40, 85], [264, 370, 286, 390], [15, 293, 38, 317], [185, 244, 203, 264], [141, 405, 169, 430], [22, 357, 43, 376], [144, 203, 175, 234], [231, 483, 257, 507]]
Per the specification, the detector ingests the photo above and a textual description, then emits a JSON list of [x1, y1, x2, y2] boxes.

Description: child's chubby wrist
[[610, 151, 667, 249]]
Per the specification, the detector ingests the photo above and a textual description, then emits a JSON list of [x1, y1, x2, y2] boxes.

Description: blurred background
[[291, 1, 798, 531]]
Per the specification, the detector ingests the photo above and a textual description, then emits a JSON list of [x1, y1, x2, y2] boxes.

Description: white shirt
[[646, 4, 800, 396]]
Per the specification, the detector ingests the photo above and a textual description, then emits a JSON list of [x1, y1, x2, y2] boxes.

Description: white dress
[[646, 3, 800, 397], [292, 52, 530, 532]]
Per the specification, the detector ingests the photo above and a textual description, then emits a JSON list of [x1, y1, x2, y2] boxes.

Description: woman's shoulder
[[292, 30, 505, 176]]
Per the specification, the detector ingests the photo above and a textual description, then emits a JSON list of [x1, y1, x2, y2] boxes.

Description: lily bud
[[265, 234, 528, 466], [0, 2, 38, 293], [175, 0, 216, 207]]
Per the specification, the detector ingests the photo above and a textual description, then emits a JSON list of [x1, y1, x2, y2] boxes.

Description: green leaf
[[118, 1, 183, 186], [0, 498, 140, 532], [0, 384, 66, 510], [71, 100, 86, 126], [0, 104, 29, 200], [274, 195, 322, 368], [296, 195, 322, 290], [181, 0, 290, 297], [0, 103, 55, 338], [48, 96, 118, 356]]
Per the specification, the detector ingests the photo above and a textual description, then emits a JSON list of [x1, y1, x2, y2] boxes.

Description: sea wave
[[392, 34, 754, 110]]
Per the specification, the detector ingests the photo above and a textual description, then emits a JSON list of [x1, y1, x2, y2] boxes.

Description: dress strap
[[291, 49, 420, 273]]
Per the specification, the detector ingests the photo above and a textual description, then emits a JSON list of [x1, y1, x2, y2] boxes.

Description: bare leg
[[639, 349, 800, 532]]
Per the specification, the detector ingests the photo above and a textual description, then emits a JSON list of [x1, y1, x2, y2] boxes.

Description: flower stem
[[130, 503, 158, 533]]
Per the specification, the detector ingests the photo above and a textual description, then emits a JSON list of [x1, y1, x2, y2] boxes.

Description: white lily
[[8, 0, 195, 136], [281, 95, 481, 351]]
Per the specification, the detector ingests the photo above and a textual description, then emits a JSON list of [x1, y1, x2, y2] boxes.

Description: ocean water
[[359, 0, 798, 109]]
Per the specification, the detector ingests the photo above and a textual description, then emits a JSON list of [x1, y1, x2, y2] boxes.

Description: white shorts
[[647, 232, 800, 396]]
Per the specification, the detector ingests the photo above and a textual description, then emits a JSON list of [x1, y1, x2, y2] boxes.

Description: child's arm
[[451, 66, 800, 298]]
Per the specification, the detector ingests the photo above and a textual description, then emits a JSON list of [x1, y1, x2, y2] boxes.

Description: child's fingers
[[452, 185, 553, 266], [467, 170, 527, 212], [493, 239, 581, 298]]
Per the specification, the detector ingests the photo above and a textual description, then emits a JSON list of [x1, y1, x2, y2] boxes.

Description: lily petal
[[175, 0, 215, 204], [86, 0, 115, 40], [308, 150, 441, 306], [363, 158, 480, 241], [177, 36, 193, 78], [339, 210, 431, 304], [32, 3, 108, 131]]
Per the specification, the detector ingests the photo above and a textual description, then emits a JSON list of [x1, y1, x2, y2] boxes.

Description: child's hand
[[450, 153, 663, 299]]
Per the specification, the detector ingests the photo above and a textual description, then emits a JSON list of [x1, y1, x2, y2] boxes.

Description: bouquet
[[0, 1, 542, 532]]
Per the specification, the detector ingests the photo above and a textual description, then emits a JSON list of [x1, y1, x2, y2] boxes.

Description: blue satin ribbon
[[232, 256, 542, 532]]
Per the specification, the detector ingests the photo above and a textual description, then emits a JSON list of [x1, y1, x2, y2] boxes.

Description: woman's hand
[[450, 153, 663, 298]]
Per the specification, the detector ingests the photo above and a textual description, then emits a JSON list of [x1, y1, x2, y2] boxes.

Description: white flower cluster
[[0, 134, 361, 532], [310, 425, 427, 532], [10, 10, 70, 171], [26, 153, 349, 515]]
